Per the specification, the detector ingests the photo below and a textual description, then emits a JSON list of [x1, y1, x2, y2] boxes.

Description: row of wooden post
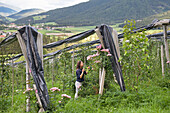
[[161, 25, 169, 77]]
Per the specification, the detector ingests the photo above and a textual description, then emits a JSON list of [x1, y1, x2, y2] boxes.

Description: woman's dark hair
[[76, 61, 82, 69]]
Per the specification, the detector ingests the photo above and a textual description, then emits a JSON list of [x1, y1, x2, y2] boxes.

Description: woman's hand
[[80, 69, 85, 79]]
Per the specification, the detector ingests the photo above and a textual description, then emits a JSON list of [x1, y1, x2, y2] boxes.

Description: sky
[[0, 0, 89, 11]]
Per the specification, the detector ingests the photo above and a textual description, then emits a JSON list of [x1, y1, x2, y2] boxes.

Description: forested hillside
[[14, 0, 170, 26], [0, 15, 9, 24]]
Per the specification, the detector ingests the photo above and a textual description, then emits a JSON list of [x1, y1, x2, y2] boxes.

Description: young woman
[[75, 61, 87, 99]]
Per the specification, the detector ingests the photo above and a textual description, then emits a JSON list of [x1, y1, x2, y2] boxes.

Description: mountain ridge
[[0, 2, 21, 11], [0, 2, 21, 16], [0, 6, 17, 16], [8, 8, 45, 19]]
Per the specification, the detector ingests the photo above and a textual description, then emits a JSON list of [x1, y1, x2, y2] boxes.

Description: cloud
[[0, 0, 89, 10]]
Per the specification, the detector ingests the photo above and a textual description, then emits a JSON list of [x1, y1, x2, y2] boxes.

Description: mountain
[[14, 0, 170, 26], [0, 15, 15, 24], [0, 15, 9, 24], [0, 2, 21, 11], [0, 6, 17, 16], [8, 8, 45, 19], [0, 2, 20, 16]]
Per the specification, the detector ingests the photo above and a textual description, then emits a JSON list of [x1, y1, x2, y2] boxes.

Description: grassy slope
[[137, 11, 170, 27]]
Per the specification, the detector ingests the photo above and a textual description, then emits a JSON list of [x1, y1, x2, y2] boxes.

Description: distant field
[[64, 26, 96, 33], [34, 22, 58, 26], [33, 15, 48, 21], [64, 23, 124, 33], [2, 23, 169, 36], [3, 30, 17, 33], [38, 29, 62, 34]]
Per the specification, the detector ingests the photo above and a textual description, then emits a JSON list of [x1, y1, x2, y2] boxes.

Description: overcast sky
[[0, 0, 89, 11]]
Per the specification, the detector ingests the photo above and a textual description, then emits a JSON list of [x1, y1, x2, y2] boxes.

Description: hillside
[[8, 8, 45, 19], [0, 15, 9, 24], [136, 10, 170, 26], [14, 0, 170, 26]]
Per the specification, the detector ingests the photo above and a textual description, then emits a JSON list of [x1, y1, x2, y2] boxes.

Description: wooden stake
[[99, 67, 106, 95], [21, 68, 24, 90], [12, 58, 14, 106], [84, 55, 86, 80], [157, 42, 160, 58], [84, 56, 86, 68], [33, 84, 44, 113], [72, 49, 74, 76], [99, 68, 102, 85], [161, 45, 164, 77], [26, 63, 30, 112], [0, 57, 4, 95], [163, 25, 170, 64], [52, 59, 54, 87]]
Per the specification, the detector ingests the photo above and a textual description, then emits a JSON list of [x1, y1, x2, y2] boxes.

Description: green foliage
[[58, 50, 72, 91], [121, 20, 150, 91]]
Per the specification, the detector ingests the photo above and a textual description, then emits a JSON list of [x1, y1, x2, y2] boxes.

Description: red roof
[[0, 35, 5, 38]]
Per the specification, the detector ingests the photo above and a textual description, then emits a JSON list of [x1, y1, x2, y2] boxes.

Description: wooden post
[[113, 74, 118, 84], [52, 58, 54, 87], [0, 56, 4, 95], [21, 68, 24, 90], [33, 84, 44, 113], [12, 58, 14, 106], [163, 25, 169, 64], [161, 45, 164, 77], [99, 68, 102, 85], [16, 67, 18, 89], [157, 42, 160, 58], [72, 49, 74, 76], [26, 63, 30, 112], [99, 67, 106, 95], [84, 56, 86, 68]]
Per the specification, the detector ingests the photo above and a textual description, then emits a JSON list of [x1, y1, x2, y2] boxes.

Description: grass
[[6, 17, 16, 22], [34, 22, 58, 26], [1, 77, 169, 113], [64, 24, 123, 33], [3, 30, 17, 33], [33, 15, 48, 21], [64, 26, 96, 33], [37, 29, 63, 34], [45, 22, 58, 25]]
